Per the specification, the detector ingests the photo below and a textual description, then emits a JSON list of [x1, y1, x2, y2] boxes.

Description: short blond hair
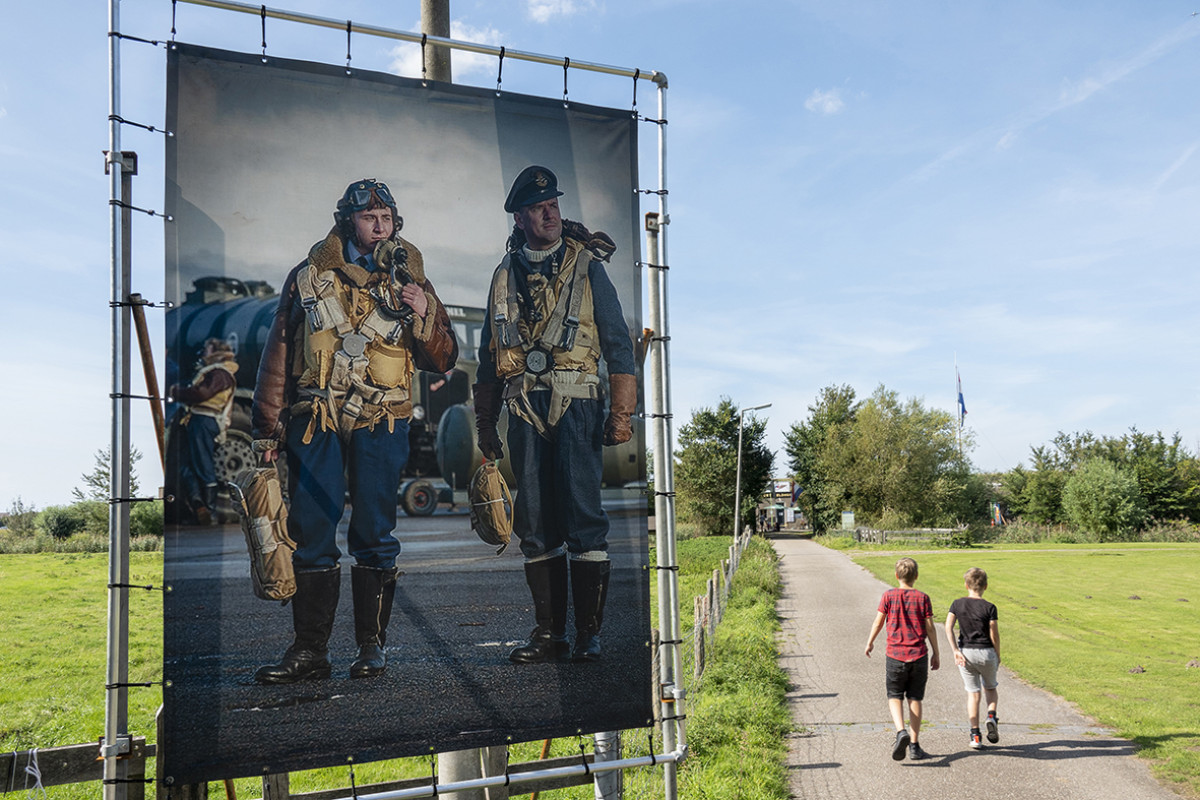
[[895, 557, 918, 582], [964, 567, 988, 592]]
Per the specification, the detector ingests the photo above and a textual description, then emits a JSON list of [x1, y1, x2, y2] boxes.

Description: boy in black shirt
[[944, 567, 1001, 749]]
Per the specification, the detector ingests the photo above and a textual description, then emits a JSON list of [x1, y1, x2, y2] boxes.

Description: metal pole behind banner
[[644, 80, 683, 800], [104, 2, 133, 799]]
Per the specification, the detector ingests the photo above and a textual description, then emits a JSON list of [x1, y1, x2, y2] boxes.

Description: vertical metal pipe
[[650, 82, 682, 800], [104, 2, 132, 799], [592, 731, 622, 799]]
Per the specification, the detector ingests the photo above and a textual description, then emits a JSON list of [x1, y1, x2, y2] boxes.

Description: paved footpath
[[770, 535, 1183, 800]]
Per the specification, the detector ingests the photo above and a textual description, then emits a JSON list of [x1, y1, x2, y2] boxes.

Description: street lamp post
[[733, 403, 771, 550]]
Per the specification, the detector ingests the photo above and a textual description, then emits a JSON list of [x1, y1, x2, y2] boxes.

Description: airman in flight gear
[[251, 178, 459, 683], [169, 337, 238, 526], [474, 165, 638, 664]]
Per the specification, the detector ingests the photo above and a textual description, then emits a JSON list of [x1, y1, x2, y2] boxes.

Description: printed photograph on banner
[[161, 43, 650, 785]]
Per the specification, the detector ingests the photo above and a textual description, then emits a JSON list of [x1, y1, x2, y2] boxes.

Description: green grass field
[[0, 536, 789, 800], [852, 544, 1200, 799]]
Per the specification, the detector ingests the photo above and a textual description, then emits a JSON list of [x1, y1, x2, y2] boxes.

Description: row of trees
[[1000, 430, 1200, 539], [672, 385, 1200, 542], [1, 448, 163, 543]]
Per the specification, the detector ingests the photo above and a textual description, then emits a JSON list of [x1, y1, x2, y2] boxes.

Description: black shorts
[[885, 655, 929, 701]]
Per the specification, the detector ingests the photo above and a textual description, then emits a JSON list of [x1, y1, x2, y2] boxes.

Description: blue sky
[[2, 1, 1199, 507]]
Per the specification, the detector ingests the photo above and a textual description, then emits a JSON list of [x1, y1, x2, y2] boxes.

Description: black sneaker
[[892, 729, 911, 761], [969, 730, 983, 750], [909, 742, 928, 761], [986, 715, 999, 743]]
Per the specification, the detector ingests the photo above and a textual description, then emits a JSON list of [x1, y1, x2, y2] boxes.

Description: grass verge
[[851, 544, 1200, 799]]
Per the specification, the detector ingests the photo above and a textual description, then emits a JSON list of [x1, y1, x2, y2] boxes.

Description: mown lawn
[[853, 544, 1200, 799]]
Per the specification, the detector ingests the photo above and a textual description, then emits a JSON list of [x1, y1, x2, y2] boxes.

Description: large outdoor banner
[[162, 43, 649, 784]]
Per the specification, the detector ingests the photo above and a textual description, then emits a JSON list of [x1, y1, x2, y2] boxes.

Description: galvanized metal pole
[[104, 1, 133, 798], [648, 82, 684, 800], [592, 730, 622, 799]]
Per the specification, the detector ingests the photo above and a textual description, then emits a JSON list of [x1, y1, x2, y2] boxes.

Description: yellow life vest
[[293, 232, 426, 442], [487, 237, 603, 435], [183, 360, 238, 441]]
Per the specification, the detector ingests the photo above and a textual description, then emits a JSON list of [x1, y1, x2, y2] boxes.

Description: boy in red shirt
[[865, 557, 941, 761]]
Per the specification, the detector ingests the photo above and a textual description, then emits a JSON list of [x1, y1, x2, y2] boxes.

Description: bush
[[1062, 458, 1146, 541], [37, 505, 89, 539], [131, 501, 164, 538]]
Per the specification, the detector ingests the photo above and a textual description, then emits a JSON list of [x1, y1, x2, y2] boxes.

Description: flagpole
[[955, 354, 962, 457]]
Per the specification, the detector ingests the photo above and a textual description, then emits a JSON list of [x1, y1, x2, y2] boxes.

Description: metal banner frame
[[105, 1, 680, 797]]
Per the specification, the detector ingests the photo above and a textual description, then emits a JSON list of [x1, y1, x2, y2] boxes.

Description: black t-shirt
[[949, 596, 998, 649]]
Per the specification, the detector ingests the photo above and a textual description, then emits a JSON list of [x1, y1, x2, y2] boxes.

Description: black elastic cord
[[109, 115, 173, 137], [636, 260, 670, 270], [108, 496, 158, 505], [110, 32, 165, 47], [108, 199, 172, 221], [105, 681, 162, 690], [348, 763, 357, 799], [631, 68, 640, 111], [109, 582, 165, 592], [640, 115, 668, 125], [104, 778, 154, 786], [661, 713, 687, 722], [428, 752, 438, 797], [110, 392, 161, 402], [562, 57, 570, 105], [651, 565, 680, 573], [495, 46, 505, 95], [345, 21, 353, 70], [654, 490, 676, 498], [638, 188, 669, 196], [421, 34, 428, 83], [644, 411, 673, 418], [260, 5, 268, 58], [110, 298, 174, 309], [577, 737, 590, 775]]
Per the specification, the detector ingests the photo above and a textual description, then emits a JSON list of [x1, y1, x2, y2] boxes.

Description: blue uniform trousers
[[507, 393, 609, 560], [284, 416, 409, 571], [179, 414, 219, 506]]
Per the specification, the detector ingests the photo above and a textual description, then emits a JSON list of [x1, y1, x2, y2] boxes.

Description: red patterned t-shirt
[[878, 587, 933, 662]]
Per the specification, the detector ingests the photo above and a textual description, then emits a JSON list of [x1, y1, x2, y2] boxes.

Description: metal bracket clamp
[[99, 734, 133, 759]]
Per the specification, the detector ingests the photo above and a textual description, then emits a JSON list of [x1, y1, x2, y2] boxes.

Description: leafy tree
[[783, 385, 858, 534], [1016, 446, 1069, 525], [1004, 429, 1200, 528], [1062, 458, 1146, 541], [73, 446, 142, 502], [819, 386, 976, 527], [675, 398, 774, 536]]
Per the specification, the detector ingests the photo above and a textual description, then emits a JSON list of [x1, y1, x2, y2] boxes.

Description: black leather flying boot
[[254, 566, 340, 684], [509, 554, 570, 664], [570, 559, 611, 662], [350, 565, 399, 678]]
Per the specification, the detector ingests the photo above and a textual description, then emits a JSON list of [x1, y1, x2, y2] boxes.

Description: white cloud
[[526, 0, 599, 24], [804, 88, 844, 115], [388, 21, 505, 80]]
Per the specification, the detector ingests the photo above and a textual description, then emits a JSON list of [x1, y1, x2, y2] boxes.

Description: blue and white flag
[[956, 368, 967, 427]]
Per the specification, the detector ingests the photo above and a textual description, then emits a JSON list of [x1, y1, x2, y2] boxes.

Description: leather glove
[[604, 373, 637, 446], [472, 381, 505, 461]]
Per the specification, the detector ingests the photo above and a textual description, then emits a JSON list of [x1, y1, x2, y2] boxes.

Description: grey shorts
[[957, 647, 1000, 692]]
